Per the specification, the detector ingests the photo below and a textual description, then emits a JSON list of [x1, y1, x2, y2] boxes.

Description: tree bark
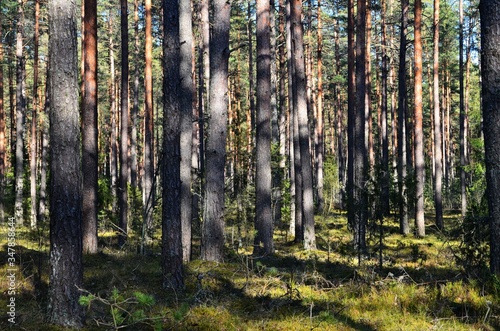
[[30, 0, 40, 228], [201, 0, 231, 262], [47, 0, 84, 326], [15, 0, 26, 224], [291, 0, 316, 250], [480, 0, 500, 275], [180, 0, 194, 262], [0, 11, 4, 222], [380, 0, 390, 217], [433, 0, 443, 229], [315, 0, 324, 214], [459, 0, 467, 217], [119, 0, 129, 247], [162, 0, 184, 290], [82, 0, 98, 254], [254, 0, 274, 255], [347, 0, 355, 230], [414, 0, 425, 237], [131, 0, 139, 188]]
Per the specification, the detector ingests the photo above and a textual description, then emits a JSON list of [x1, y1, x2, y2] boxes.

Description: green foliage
[[323, 156, 341, 214]]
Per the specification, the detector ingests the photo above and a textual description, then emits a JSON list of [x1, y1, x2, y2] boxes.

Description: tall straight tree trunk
[[380, 0, 390, 217], [433, 0, 443, 229], [315, 0, 324, 214], [82, 0, 98, 253], [119, 0, 129, 247], [202, 0, 231, 262], [247, 2, 255, 137], [414, 0, 425, 237], [142, 0, 154, 253], [254, 0, 274, 255], [179, 0, 194, 262], [480, 0, 500, 275], [398, 0, 409, 234], [347, 0, 355, 230], [15, 0, 26, 224], [291, 0, 316, 250], [131, 0, 139, 188], [354, 0, 367, 252], [162, 0, 184, 290], [109, 11, 118, 211], [0, 12, 4, 222], [47, 0, 84, 326], [38, 65, 49, 223], [459, 0, 467, 217], [30, 0, 40, 228]]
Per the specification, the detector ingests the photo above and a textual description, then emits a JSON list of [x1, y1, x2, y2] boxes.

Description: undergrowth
[[1, 213, 500, 330]]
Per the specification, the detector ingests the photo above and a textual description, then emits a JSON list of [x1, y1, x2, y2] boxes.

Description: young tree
[[414, 0, 425, 237], [47, 0, 84, 326], [480, 0, 500, 275], [433, 0, 443, 229], [162, 0, 184, 289], [202, 0, 231, 262], [119, 0, 129, 247], [15, 0, 26, 224], [291, 0, 316, 250], [254, 0, 274, 255], [179, 0, 194, 262], [82, 0, 98, 254], [30, 0, 40, 228], [142, 0, 154, 253]]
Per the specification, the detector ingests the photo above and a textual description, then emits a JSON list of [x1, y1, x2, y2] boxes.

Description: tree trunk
[[119, 0, 129, 247], [433, 0, 443, 229], [180, 0, 194, 262], [459, 0, 467, 217], [291, 0, 316, 250], [82, 0, 98, 254], [38, 65, 49, 224], [414, 0, 425, 237], [0, 9, 5, 222], [202, 0, 231, 262], [380, 0, 390, 217], [480, 0, 500, 275], [254, 0, 274, 256], [347, 0, 355, 230], [15, 0, 26, 225], [47, 0, 84, 326], [162, 0, 184, 290], [30, 0, 40, 228], [109, 11, 118, 211], [315, 0, 324, 214], [398, 0, 409, 235]]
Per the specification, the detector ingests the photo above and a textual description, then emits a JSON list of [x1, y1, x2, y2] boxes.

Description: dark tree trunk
[[180, 0, 194, 262], [162, 0, 184, 290], [201, 0, 231, 262], [398, 0, 409, 235], [119, 0, 129, 247], [47, 0, 84, 326], [82, 0, 98, 254], [291, 0, 316, 250], [15, 0, 26, 224], [131, 0, 139, 188], [254, 0, 274, 256], [480, 0, 500, 275], [347, 0, 355, 230]]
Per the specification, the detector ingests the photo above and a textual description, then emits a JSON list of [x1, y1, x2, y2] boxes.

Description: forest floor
[[1, 211, 499, 330]]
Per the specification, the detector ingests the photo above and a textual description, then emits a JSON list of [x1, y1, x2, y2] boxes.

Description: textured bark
[[398, 0, 409, 235], [433, 0, 443, 229], [109, 11, 118, 211], [82, 0, 98, 254], [201, 0, 231, 262], [414, 0, 425, 237], [254, 0, 274, 256], [480, 0, 500, 275], [380, 0, 390, 217], [0, 9, 4, 222], [119, 0, 129, 247], [180, 0, 194, 262], [291, 0, 315, 250], [47, 0, 84, 326], [15, 0, 26, 224], [142, 0, 154, 253], [315, 0, 324, 214], [162, 0, 184, 290], [459, 0, 467, 217], [247, 3, 255, 136], [347, 0, 355, 229], [30, 0, 40, 228], [130, 0, 139, 188]]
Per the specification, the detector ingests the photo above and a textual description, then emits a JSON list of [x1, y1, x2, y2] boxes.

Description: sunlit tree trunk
[[47, 0, 84, 325], [30, 0, 40, 228], [15, 0, 26, 224], [315, 0, 324, 214], [0, 13, 4, 222], [380, 0, 390, 217], [414, 0, 425, 237], [202, 0, 231, 262], [459, 0, 467, 217], [82, 0, 98, 253], [433, 0, 443, 229], [254, 0, 274, 255], [38, 66, 49, 224], [131, 0, 139, 188], [180, 0, 194, 262]]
